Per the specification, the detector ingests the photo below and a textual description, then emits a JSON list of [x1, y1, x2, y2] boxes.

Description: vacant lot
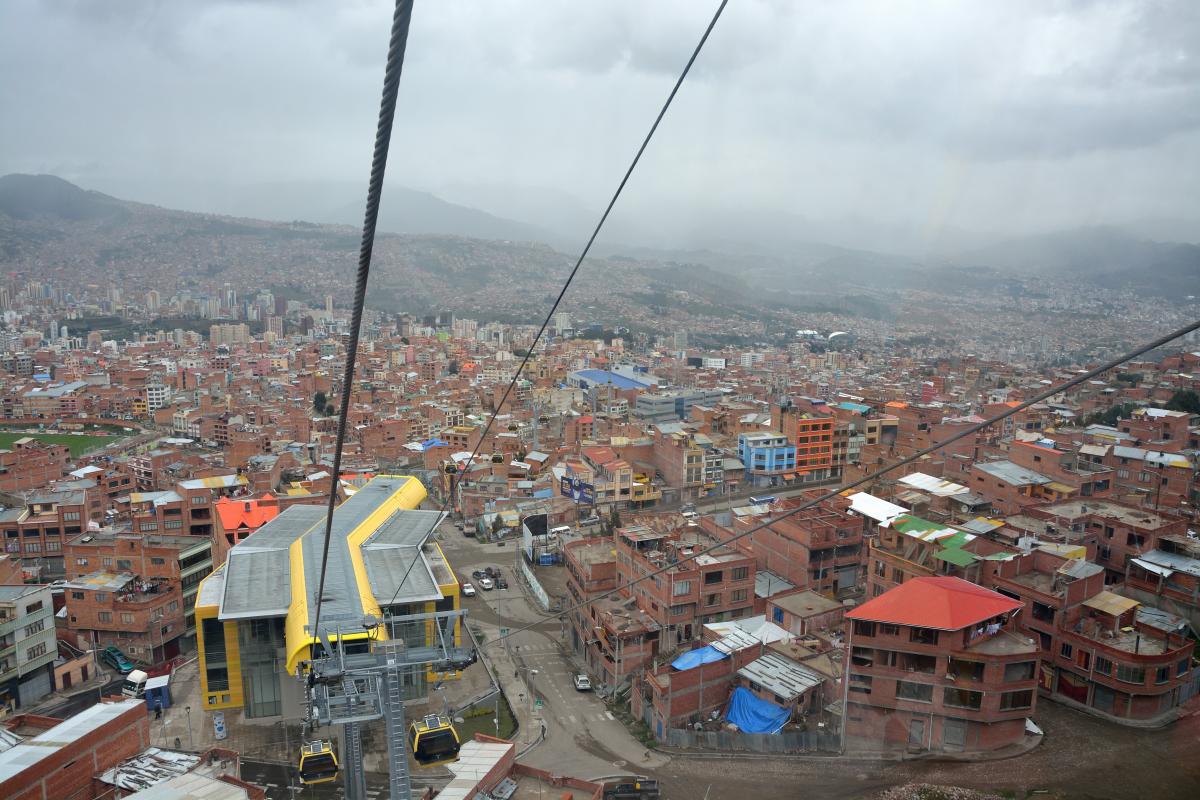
[[0, 431, 118, 457]]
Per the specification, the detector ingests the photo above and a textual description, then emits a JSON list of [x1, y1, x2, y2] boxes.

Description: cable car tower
[[304, 609, 473, 800]]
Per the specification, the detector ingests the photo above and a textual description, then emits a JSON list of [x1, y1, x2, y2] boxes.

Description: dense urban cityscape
[[3, 0, 1200, 798]]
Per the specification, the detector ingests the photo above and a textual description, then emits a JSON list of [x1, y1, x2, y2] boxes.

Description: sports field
[[0, 431, 119, 457]]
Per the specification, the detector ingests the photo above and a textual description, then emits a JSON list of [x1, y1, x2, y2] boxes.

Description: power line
[[492, 316, 1200, 646], [312, 0, 416, 638], [386, 0, 731, 608]]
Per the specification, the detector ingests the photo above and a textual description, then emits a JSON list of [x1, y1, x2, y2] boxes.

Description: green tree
[[1167, 389, 1200, 415], [609, 507, 622, 530], [313, 391, 327, 412], [325, 403, 335, 416]]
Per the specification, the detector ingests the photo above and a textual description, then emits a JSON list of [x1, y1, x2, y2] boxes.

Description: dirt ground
[[648, 701, 1200, 800]]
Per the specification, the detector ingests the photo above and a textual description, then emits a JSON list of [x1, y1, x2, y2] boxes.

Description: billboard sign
[[560, 476, 595, 505]]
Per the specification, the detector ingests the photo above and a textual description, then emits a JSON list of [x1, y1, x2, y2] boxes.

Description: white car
[[461, 583, 476, 597], [478, 576, 495, 590], [573, 674, 592, 691]]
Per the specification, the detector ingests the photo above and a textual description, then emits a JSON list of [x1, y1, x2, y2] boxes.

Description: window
[[900, 653, 937, 673], [943, 687, 983, 710], [1155, 666, 1171, 685], [76, 558, 88, 566], [910, 627, 938, 645], [1060, 642, 1073, 659], [46, 541, 60, 552], [23, 619, 45, 637], [164, 520, 183, 529], [848, 673, 872, 694], [117, 559, 132, 571], [949, 658, 985, 681], [705, 593, 721, 607], [670, 604, 688, 616], [63, 511, 81, 521], [71, 591, 84, 601], [853, 620, 876, 637], [1095, 656, 1113, 676], [23, 541, 40, 553], [121, 612, 134, 624], [1116, 664, 1145, 684], [26, 642, 47, 660], [874, 560, 886, 577], [140, 523, 158, 532], [1000, 690, 1034, 710], [95, 592, 108, 602], [880, 623, 899, 636], [191, 495, 208, 505], [731, 588, 748, 602], [731, 566, 749, 581], [102, 557, 113, 567], [672, 580, 691, 596], [704, 571, 723, 585], [1005, 661, 1035, 682], [891, 566, 903, 582], [169, 601, 179, 612], [98, 611, 112, 623], [896, 681, 934, 702], [1031, 602, 1055, 623]]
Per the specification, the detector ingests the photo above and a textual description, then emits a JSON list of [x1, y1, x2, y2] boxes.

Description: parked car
[[478, 576, 495, 590], [101, 645, 135, 674], [484, 567, 498, 579], [471, 569, 486, 580], [461, 583, 476, 597], [496, 577, 508, 590], [573, 673, 592, 691]]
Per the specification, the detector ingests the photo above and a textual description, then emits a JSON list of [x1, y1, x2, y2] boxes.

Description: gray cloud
[[1, 0, 1198, 245]]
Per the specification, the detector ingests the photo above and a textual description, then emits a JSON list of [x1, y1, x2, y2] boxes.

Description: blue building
[[738, 432, 796, 487]]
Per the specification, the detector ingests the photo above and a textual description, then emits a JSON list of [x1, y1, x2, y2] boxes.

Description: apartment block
[[844, 577, 1038, 753], [0, 584, 56, 709]]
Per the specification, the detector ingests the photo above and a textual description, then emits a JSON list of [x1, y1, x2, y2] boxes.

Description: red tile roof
[[846, 576, 1022, 631], [215, 494, 280, 532]]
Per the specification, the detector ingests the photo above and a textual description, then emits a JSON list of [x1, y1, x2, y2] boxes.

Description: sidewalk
[[474, 620, 544, 754]]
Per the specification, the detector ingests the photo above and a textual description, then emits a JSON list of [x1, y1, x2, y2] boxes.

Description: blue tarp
[[724, 687, 790, 734], [420, 438, 449, 450], [670, 645, 726, 671]]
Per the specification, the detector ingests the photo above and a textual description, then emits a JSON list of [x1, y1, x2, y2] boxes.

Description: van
[[680, 511, 699, 520], [122, 669, 149, 698]]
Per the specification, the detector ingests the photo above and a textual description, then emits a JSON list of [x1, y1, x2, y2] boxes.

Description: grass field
[[0, 431, 119, 457]]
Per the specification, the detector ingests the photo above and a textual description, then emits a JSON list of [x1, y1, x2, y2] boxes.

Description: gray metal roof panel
[[737, 652, 823, 701]]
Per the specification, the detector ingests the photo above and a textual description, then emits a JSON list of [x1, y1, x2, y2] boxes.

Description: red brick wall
[[0, 702, 149, 800]]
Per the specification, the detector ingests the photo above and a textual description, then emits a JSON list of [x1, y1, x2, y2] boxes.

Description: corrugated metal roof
[[738, 652, 823, 701], [1136, 549, 1200, 578], [847, 492, 907, 525], [975, 461, 1051, 486], [898, 472, 969, 497], [1082, 590, 1140, 617]]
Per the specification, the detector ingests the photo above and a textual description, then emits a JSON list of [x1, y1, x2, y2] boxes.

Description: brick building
[[0, 700, 150, 800], [844, 577, 1038, 753], [701, 491, 866, 596], [0, 438, 70, 494], [986, 546, 1196, 724], [63, 531, 213, 650]]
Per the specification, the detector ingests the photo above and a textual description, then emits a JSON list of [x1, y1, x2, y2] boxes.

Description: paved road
[[36, 677, 124, 719]]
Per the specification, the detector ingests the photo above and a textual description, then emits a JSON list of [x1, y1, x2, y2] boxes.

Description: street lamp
[[184, 705, 194, 750]]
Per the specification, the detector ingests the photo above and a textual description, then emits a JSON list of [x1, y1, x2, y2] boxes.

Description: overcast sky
[[2, 0, 1198, 246]]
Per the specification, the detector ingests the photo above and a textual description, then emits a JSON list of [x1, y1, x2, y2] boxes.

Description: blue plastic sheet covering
[[724, 687, 790, 734], [670, 645, 726, 671]]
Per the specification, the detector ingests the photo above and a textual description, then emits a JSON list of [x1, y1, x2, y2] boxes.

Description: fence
[[517, 556, 552, 612], [663, 726, 839, 754]]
